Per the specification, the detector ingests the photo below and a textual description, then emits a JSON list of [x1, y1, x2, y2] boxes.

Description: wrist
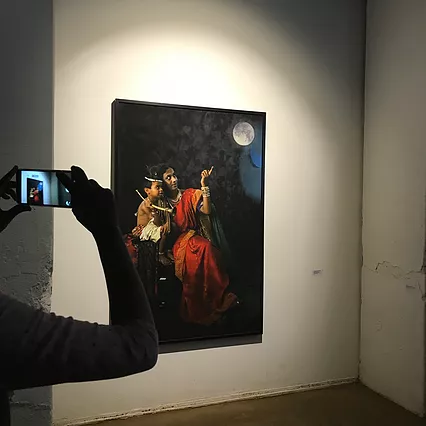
[[201, 186, 210, 198]]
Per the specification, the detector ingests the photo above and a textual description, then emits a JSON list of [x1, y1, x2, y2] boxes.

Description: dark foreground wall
[[0, 1, 53, 424]]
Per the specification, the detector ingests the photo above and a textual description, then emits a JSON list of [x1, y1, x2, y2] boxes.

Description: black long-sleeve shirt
[[0, 226, 158, 425]]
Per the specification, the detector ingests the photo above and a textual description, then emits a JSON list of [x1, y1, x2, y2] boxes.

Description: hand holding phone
[[0, 166, 31, 233], [57, 166, 118, 236], [17, 169, 72, 208]]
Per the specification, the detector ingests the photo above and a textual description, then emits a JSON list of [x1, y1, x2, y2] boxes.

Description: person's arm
[[151, 208, 163, 227], [137, 201, 156, 227], [138, 199, 163, 228], [199, 191, 211, 215], [137, 202, 148, 226], [94, 224, 154, 325], [0, 292, 158, 390], [199, 167, 213, 215], [0, 166, 158, 391]]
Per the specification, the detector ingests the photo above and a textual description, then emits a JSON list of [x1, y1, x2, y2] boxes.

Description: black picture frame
[[111, 99, 266, 344]]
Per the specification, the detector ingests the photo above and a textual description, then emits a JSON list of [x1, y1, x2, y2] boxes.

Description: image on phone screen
[[19, 170, 72, 208]]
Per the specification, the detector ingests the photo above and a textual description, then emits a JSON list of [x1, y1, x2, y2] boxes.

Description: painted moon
[[233, 122, 255, 146]]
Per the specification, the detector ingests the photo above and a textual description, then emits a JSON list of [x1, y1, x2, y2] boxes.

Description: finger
[[71, 166, 89, 184], [209, 166, 214, 174], [57, 171, 74, 192], [0, 166, 18, 195]]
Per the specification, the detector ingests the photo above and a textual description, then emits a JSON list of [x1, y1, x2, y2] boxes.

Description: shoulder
[[181, 188, 201, 202], [184, 189, 202, 206], [138, 201, 148, 213], [193, 189, 202, 199], [182, 188, 199, 198]]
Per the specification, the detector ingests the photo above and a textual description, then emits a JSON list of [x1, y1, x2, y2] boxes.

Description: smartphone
[[17, 169, 72, 208]]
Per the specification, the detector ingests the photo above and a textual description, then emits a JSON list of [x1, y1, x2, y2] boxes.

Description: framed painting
[[112, 99, 265, 343]]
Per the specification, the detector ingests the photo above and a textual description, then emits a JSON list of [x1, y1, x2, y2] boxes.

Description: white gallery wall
[[360, 0, 426, 416], [52, 0, 366, 423]]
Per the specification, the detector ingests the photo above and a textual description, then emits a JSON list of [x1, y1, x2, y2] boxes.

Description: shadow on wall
[[160, 334, 262, 355]]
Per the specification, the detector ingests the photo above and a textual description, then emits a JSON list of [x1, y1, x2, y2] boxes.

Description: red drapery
[[173, 189, 237, 325]]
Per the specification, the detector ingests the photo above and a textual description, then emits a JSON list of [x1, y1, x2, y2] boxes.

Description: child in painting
[[132, 171, 173, 266]]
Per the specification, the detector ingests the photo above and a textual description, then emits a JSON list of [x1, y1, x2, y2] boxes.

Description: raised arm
[[199, 166, 213, 215], [0, 166, 158, 391]]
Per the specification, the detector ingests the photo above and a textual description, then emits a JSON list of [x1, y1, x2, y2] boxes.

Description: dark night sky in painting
[[112, 100, 265, 343]]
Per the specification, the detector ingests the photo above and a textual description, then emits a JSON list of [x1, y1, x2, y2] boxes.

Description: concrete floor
[[99, 383, 426, 426]]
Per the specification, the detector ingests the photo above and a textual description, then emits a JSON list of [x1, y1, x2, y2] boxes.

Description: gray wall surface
[[361, 0, 426, 415], [0, 1, 54, 424]]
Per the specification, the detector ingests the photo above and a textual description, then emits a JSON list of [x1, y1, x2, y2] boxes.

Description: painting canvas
[[112, 99, 265, 343]]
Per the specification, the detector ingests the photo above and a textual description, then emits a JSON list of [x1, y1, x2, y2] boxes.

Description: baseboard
[[55, 377, 358, 426]]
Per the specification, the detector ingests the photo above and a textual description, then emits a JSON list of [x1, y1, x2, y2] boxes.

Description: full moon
[[233, 122, 255, 146]]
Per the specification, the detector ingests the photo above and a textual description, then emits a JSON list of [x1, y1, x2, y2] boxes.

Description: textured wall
[[360, 0, 426, 415], [0, 1, 53, 424]]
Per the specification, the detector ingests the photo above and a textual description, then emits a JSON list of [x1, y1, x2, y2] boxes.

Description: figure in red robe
[[160, 165, 237, 326]]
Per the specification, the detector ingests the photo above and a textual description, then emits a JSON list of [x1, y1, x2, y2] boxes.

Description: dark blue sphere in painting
[[238, 124, 262, 202], [249, 127, 262, 169]]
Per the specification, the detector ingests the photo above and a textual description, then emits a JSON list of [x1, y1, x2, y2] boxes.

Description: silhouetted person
[[0, 166, 158, 425]]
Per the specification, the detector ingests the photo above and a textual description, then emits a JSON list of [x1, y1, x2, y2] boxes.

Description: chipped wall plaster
[[360, 0, 426, 415]]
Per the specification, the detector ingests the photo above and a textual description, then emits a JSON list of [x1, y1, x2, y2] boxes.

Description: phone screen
[[18, 169, 72, 208]]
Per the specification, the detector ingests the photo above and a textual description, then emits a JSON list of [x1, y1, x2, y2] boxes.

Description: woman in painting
[[158, 164, 238, 326]]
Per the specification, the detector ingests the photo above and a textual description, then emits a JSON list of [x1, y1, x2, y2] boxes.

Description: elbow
[[143, 329, 159, 371], [135, 328, 159, 373], [116, 322, 159, 376], [144, 347, 158, 371]]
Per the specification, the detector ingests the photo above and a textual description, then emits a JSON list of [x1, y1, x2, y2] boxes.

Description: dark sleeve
[[93, 226, 155, 327], [0, 293, 158, 390]]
